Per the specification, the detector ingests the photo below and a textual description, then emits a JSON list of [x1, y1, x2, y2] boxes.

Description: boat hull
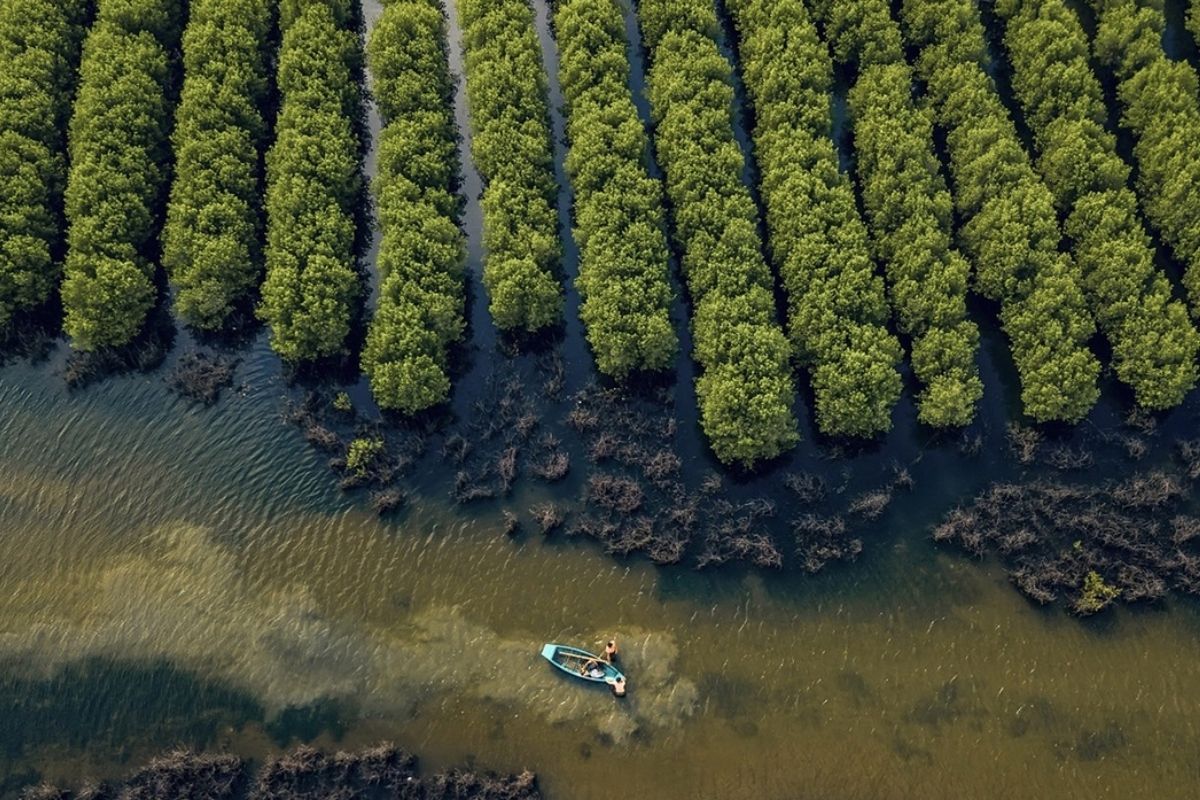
[[541, 643, 624, 684]]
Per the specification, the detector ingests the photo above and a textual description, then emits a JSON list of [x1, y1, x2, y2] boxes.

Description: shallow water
[[3, 347, 1200, 800], [4, 0, 1200, 798]]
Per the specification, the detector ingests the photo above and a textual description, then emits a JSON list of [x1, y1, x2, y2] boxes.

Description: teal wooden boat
[[540, 643, 624, 685]]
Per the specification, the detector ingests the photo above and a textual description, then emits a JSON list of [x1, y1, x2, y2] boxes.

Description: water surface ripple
[[2, 350, 1200, 800]]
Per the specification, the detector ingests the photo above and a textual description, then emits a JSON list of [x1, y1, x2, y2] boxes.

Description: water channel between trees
[[2, 0, 1200, 798]]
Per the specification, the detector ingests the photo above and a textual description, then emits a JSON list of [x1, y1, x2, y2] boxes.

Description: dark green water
[[3, 0, 1200, 797]]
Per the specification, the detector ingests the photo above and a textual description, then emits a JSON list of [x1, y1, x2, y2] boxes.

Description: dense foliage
[[61, 0, 181, 350], [279, 0, 354, 29], [996, 0, 1198, 410], [459, 0, 562, 332], [807, 0, 981, 427], [638, 0, 798, 464], [162, 0, 272, 330], [360, 0, 466, 413], [258, 1, 363, 361], [1089, 0, 1200, 317], [724, 0, 903, 437], [556, 0, 676, 378], [900, 0, 1100, 422], [0, 0, 88, 332]]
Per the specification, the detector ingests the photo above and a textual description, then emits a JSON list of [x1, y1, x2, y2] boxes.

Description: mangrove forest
[[3, 0, 1200, 797]]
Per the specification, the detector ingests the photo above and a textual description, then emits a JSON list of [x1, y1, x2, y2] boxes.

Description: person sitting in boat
[[581, 658, 603, 677], [603, 639, 618, 663]]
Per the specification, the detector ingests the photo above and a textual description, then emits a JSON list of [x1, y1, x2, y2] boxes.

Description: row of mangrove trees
[[996, 0, 1199, 409], [258, 0, 364, 361], [556, 0, 677, 379], [459, 0, 563, 332], [61, 0, 181, 350], [0, 0, 88, 332], [638, 0, 799, 465], [163, 0, 273, 330], [1089, 0, 1200, 319], [900, 0, 1101, 423], [726, 0, 904, 439], [360, 0, 467, 413], [806, 0, 983, 428]]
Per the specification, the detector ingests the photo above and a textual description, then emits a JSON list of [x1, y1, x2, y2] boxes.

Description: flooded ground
[[3, 0, 1200, 797]]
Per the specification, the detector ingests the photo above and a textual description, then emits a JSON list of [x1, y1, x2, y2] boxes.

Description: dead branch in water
[[933, 472, 1200, 611]]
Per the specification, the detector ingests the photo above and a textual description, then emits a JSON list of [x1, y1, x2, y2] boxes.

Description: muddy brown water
[[3, 0, 1200, 798]]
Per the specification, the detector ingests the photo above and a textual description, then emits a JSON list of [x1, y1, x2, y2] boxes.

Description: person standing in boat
[[603, 638, 618, 663]]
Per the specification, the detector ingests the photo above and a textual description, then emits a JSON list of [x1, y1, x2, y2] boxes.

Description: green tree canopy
[[61, 1, 182, 350], [360, 0, 467, 413], [1088, 0, 1200, 320], [0, 1, 88, 331], [639, 0, 799, 464], [1191, 0, 1200, 51], [725, 0, 905, 435], [162, 0, 272, 330], [805, 0, 981, 427], [258, 1, 363, 361], [458, 0, 562, 332], [997, 0, 1198, 410], [556, 0, 676, 378], [899, 0, 1100, 423]]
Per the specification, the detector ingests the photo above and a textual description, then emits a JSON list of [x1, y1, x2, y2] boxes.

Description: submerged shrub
[[1074, 570, 1121, 615], [346, 436, 384, 475]]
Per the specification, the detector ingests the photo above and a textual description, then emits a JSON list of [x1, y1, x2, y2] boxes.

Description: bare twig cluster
[[934, 471, 1200, 611], [22, 744, 540, 800]]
